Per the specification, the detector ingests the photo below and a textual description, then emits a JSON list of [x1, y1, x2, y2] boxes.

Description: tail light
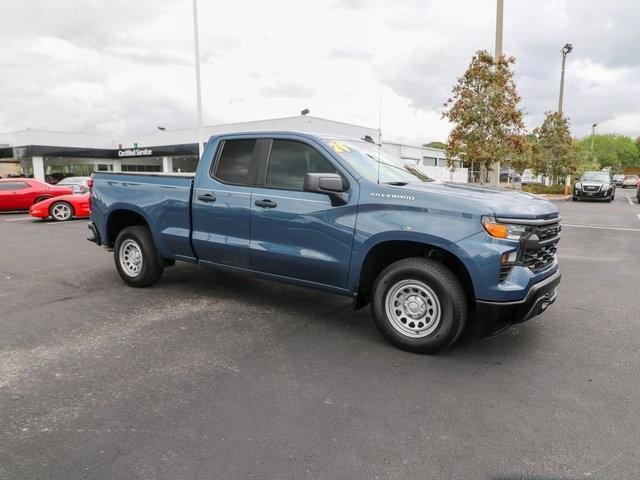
[[87, 177, 94, 210]]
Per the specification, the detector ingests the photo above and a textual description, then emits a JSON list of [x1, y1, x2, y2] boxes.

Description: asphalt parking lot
[[1, 190, 640, 480]]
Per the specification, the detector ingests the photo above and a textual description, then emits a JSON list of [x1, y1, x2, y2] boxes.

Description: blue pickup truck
[[88, 132, 561, 353]]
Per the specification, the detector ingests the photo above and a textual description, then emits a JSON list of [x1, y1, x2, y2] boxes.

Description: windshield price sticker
[[329, 142, 350, 153]]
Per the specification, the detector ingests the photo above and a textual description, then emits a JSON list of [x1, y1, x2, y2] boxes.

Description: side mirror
[[303, 173, 348, 205]]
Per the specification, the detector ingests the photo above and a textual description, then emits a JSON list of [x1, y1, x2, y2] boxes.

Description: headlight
[[574, 182, 582, 190], [482, 216, 528, 240]]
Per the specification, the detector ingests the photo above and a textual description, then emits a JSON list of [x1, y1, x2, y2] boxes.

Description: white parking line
[[4, 217, 32, 222], [563, 223, 640, 232], [626, 195, 635, 206]]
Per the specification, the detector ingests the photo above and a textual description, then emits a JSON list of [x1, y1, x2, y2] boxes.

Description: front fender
[[347, 229, 484, 296]]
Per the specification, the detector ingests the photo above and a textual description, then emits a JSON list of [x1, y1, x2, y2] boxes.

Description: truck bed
[[91, 171, 196, 261]]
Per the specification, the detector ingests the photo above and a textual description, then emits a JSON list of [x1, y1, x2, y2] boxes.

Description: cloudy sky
[[1, 0, 638, 145]]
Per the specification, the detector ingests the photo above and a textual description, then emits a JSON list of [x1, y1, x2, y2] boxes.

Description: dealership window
[[121, 165, 162, 173], [97, 164, 113, 172], [422, 157, 437, 167], [266, 140, 336, 191], [214, 139, 256, 185]]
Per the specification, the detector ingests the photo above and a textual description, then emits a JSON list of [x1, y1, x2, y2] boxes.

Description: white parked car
[[622, 175, 639, 188], [521, 169, 542, 185]]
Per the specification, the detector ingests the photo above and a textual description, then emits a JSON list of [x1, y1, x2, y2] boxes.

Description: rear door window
[[213, 139, 257, 185]]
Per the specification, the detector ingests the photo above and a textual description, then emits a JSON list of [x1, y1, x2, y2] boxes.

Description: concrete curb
[[534, 194, 572, 201]]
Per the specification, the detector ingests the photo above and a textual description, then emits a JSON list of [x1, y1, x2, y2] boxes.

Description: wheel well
[[355, 241, 475, 310], [106, 210, 149, 247], [34, 195, 51, 204]]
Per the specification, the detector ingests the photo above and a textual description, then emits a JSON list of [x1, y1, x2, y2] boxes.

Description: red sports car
[[0, 178, 72, 211], [29, 193, 90, 222]]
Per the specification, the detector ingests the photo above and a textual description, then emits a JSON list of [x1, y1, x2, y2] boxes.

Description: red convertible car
[[29, 193, 90, 222], [0, 178, 72, 211]]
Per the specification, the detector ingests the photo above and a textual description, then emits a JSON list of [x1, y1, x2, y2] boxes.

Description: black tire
[[113, 226, 164, 287], [371, 258, 467, 354], [49, 201, 74, 221], [572, 196, 577, 201]]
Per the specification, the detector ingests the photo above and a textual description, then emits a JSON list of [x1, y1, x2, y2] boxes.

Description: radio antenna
[[377, 93, 382, 184]]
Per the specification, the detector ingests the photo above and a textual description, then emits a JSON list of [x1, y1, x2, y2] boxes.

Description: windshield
[[581, 172, 609, 182], [58, 177, 87, 185], [322, 139, 433, 184]]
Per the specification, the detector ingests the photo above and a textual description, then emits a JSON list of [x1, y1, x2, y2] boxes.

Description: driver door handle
[[198, 193, 216, 203], [254, 199, 277, 208]]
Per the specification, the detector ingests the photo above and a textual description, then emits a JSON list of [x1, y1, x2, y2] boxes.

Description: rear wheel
[[50, 201, 73, 221], [114, 226, 164, 287], [371, 258, 467, 353]]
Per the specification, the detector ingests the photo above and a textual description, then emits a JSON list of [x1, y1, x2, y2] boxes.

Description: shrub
[[521, 184, 566, 194]]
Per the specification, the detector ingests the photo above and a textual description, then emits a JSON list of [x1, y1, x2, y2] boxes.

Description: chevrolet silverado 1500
[[88, 132, 561, 353]]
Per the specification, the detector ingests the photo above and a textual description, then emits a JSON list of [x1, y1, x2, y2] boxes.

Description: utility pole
[[192, 0, 204, 160], [558, 43, 573, 115]]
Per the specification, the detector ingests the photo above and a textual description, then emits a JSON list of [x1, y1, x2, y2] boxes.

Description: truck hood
[[396, 182, 559, 219]]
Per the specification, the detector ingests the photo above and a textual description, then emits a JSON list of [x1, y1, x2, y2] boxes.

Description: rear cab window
[[212, 139, 257, 185]]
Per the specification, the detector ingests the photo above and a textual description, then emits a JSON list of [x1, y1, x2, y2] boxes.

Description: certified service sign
[[118, 148, 153, 157]]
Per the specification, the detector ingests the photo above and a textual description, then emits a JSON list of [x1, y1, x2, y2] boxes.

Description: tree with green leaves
[[422, 141, 447, 150], [442, 50, 527, 181], [573, 133, 640, 173], [531, 112, 576, 184]]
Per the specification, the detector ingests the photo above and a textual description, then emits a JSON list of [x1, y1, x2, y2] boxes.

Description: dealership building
[[0, 116, 466, 182]]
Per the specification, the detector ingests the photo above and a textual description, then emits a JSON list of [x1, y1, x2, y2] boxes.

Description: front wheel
[[371, 258, 467, 353], [50, 201, 73, 221], [113, 226, 164, 287]]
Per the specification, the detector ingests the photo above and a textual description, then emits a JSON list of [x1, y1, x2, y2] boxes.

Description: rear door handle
[[198, 193, 216, 203], [254, 199, 277, 208]]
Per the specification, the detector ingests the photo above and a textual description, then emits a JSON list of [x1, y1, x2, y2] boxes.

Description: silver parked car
[[612, 174, 625, 186]]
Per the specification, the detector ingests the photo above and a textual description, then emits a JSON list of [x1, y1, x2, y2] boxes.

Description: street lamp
[[591, 123, 597, 151], [558, 43, 573, 114]]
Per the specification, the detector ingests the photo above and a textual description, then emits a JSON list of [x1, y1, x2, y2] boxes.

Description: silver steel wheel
[[384, 279, 442, 338], [51, 202, 72, 221], [119, 239, 143, 277]]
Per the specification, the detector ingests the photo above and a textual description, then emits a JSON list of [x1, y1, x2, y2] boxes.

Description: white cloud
[[0, 0, 638, 145]]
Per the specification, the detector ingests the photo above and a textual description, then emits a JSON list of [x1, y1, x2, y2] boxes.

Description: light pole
[[192, 0, 204, 160], [558, 43, 573, 115], [490, 0, 504, 187], [591, 123, 597, 151], [495, 0, 504, 58]]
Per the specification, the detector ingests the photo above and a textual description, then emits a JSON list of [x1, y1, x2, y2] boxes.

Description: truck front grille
[[523, 243, 558, 272], [525, 220, 560, 272], [496, 217, 561, 282]]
